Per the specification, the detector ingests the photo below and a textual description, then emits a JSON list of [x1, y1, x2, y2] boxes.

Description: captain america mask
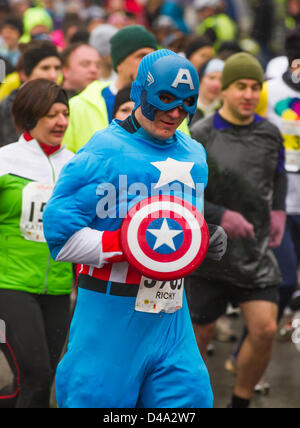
[[131, 50, 199, 122]]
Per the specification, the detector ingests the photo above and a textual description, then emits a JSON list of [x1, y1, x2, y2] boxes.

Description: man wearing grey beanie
[[63, 25, 158, 154]]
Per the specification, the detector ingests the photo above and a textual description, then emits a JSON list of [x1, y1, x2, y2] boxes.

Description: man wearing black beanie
[[22, 40, 61, 79], [0, 40, 62, 147]]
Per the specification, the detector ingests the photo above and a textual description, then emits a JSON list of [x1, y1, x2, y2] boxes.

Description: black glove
[[206, 224, 227, 261]]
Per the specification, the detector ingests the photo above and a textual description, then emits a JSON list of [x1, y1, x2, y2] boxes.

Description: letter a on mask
[[171, 68, 195, 90]]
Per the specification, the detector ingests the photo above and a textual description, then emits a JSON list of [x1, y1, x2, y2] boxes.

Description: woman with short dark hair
[[0, 79, 74, 408], [12, 78, 67, 133]]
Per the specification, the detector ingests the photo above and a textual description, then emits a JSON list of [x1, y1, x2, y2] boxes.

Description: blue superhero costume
[[43, 50, 214, 408]]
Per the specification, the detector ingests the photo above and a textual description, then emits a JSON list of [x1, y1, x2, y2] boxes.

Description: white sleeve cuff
[[56, 227, 104, 267]]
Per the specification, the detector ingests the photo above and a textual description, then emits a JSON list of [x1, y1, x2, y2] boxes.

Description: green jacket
[[0, 135, 74, 295], [63, 80, 111, 153]]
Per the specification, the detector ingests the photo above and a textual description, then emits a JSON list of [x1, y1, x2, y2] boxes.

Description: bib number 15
[[20, 182, 54, 243]]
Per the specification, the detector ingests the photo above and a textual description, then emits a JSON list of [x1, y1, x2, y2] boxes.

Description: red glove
[[220, 210, 255, 240], [102, 229, 126, 264], [268, 210, 286, 248]]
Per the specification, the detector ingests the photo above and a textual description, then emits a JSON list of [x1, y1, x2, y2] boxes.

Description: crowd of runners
[[0, 0, 300, 409]]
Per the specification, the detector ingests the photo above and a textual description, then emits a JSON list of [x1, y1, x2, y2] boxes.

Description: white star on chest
[[151, 157, 195, 189]]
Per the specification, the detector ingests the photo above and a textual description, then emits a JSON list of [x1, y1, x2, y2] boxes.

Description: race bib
[[20, 182, 54, 243], [281, 120, 300, 172], [285, 149, 300, 172], [135, 276, 184, 314]]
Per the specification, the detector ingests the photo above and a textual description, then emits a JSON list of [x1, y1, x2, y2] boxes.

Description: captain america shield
[[120, 195, 209, 280]]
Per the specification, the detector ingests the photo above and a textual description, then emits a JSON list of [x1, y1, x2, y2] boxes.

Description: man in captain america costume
[[43, 49, 227, 408]]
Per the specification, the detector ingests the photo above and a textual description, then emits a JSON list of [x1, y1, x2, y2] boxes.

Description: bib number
[[20, 182, 54, 243], [135, 276, 184, 314]]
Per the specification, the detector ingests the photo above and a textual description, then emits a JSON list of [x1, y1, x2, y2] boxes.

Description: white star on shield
[[147, 218, 183, 251]]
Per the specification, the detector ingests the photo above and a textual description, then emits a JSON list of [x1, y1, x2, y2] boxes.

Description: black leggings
[[0, 289, 71, 408]]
